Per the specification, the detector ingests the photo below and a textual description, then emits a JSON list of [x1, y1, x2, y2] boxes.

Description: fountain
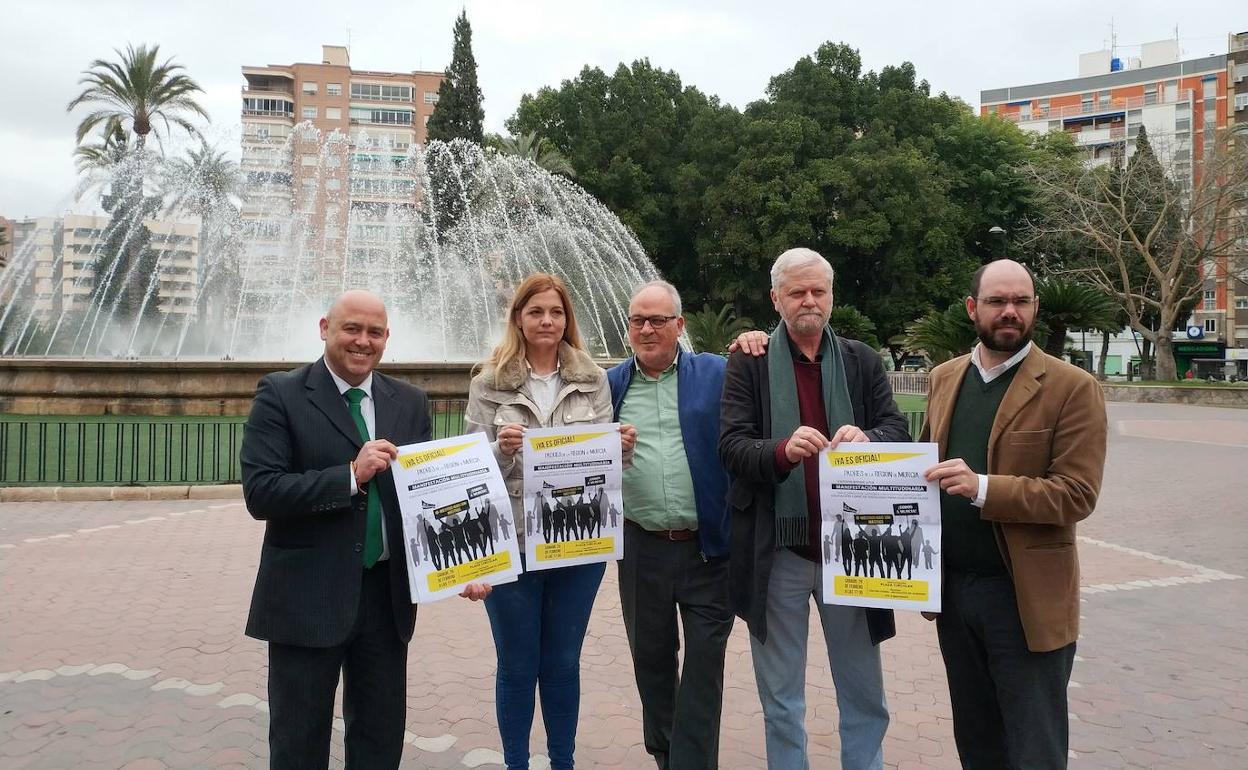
[[0, 128, 661, 414], [0, 129, 659, 362]]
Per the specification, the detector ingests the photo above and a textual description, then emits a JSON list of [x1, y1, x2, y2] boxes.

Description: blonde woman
[[463, 273, 635, 770]]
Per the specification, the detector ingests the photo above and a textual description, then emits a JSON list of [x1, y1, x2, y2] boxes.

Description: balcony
[[1071, 125, 1127, 145], [1000, 90, 1194, 124]]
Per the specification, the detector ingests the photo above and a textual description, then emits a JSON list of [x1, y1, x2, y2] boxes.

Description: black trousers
[[268, 564, 409, 770], [618, 522, 734, 770], [936, 571, 1076, 770]]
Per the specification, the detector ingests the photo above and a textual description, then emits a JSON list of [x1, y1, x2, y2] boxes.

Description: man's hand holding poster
[[390, 433, 521, 602], [521, 423, 624, 570]]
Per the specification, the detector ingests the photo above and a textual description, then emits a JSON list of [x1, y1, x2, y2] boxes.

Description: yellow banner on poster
[[834, 575, 929, 602], [426, 551, 513, 592], [528, 432, 611, 452], [535, 537, 615, 561], [398, 441, 477, 469], [827, 451, 926, 468]]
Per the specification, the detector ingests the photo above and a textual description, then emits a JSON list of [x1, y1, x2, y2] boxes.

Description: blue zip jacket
[[607, 350, 731, 558]]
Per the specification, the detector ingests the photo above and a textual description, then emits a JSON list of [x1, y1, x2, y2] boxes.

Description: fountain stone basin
[[0, 358, 489, 416]]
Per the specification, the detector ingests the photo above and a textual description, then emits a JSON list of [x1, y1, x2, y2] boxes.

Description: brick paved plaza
[[1, 401, 1245, 769]]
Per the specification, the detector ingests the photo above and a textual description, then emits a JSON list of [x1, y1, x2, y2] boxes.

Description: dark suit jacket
[[241, 358, 432, 648], [921, 346, 1106, 652], [718, 336, 910, 645]]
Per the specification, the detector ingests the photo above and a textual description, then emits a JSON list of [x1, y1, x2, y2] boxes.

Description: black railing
[[1, 402, 924, 486]]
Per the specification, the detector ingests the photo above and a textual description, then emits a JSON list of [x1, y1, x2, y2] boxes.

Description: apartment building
[[1226, 31, 1248, 361], [981, 36, 1245, 374], [239, 45, 444, 301], [2, 214, 199, 317]]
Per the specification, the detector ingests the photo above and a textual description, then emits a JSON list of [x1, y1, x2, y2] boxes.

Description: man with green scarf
[[719, 248, 910, 770]]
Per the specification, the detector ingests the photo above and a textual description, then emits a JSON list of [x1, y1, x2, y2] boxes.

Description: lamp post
[[988, 226, 1007, 260]]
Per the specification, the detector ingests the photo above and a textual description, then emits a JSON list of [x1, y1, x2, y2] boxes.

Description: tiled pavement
[[1, 401, 1245, 769]]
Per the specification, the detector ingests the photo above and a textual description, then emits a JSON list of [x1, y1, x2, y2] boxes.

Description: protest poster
[[390, 433, 521, 602], [819, 442, 942, 612], [521, 423, 624, 570]]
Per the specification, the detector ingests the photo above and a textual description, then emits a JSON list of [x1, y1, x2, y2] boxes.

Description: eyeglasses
[[975, 296, 1035, 310], [627, 315, 678, 329]]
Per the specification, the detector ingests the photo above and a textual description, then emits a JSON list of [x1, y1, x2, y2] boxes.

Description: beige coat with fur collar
[[464, 342, 613, 548]]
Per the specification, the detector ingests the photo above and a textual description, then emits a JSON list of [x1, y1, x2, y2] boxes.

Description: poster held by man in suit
[[390, 433, 522, 602]]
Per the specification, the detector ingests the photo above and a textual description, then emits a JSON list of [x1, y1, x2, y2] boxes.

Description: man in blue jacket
[[607, 280, 739, 770]]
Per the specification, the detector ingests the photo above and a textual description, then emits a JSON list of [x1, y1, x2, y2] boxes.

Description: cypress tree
[[427, 10, 485, 145]]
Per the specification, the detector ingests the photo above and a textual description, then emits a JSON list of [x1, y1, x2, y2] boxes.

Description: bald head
[[326, 290, 388, 325], [320, 290, 390, 386], [970, 259, 1035, 299]]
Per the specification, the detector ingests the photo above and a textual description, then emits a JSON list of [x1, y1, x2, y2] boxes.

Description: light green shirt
[[619, 356, 698, 531]]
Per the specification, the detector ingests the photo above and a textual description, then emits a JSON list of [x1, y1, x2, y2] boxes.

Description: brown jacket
[[921, 346, 1107, 652]]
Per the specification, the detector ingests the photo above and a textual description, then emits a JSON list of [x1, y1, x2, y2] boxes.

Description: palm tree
[[66, 43, 208, 152], [489, 132, 576, 178], [162, 141, 243, 214], [685, 303, 754, 354], [73, 122, 132, 175], [1035, 276, 1119, 359], [901, 302, 977, 365]]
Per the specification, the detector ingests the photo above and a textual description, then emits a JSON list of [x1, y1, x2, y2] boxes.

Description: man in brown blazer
[[922, 259, 1107, 770]]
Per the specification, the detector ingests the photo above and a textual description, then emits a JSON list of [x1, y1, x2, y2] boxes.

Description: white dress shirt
[[967, 341, 1032, 508], [325, 362, 388, 560]]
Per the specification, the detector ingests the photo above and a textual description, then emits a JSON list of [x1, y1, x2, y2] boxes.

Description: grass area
[[1107, 380, 1247, 388], [894, 394, 927, 413]]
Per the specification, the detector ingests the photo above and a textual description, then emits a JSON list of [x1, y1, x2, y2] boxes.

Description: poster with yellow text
[[819, 442, 941, 613], [390, 433, 521, 602], [521, 423, 624, 571]]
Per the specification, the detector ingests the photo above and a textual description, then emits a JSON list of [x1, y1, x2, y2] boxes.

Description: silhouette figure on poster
[[881, 526, 901, 579], [552, 501, 566, 543], [437, 524, 456, 567], [865, 526, 885, 578], [608, 502, 620, 529], [450, 517, 472, 564], [498, 509, 512, 541], [852, 530, 868, 576], [424, 518, 443, 571], [837, 515, 853, 575], [823, 534, 834, 565], [922, 539, 938, 570], [409, 536, 421, 567]]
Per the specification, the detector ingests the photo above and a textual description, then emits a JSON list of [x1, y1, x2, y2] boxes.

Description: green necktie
[[345, 387, 383, 567]]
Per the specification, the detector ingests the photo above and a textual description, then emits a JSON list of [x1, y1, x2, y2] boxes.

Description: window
[[1038, 98, 1049, 117], [325, 155, 341, 169], [1164, 81, 1178, 102], [243, 97, 293, 117], [1202, 77, 1217, 99], [1235, 297, 1248, 310], [302, 82, 318, 94], [1099, 89, 1111, 107], [1018, 102, 1032, 120], [300, 154, 319, 166], [349, 107, 413, 125], [1204, 318, 1217, 333], [424, 91, 440, 105], [302, 106, 317, 119], [327, 83, 342, 96], [1144, 84, 1158, 105], [325, 107, 342, 120], [1204, 290, 1217, 310], [1081, 93, 1093, 113], [350, 83, 413, 102], [326, 178, 341, 191]]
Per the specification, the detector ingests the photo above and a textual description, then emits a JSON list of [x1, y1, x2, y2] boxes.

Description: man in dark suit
[[241, 290, 432, 770], [719, 248, 910, 770]]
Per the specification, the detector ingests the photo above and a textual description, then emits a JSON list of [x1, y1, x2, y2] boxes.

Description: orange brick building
[[982, 36, 1247, 364]]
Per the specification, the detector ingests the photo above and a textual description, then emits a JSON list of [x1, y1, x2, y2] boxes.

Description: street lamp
[[988, 226, 1007, 259]]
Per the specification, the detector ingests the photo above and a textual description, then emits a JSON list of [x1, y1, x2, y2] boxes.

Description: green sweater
[[940, 364, 1019, 575]]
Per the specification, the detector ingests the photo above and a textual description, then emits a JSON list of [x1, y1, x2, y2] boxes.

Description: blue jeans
[[750, 548, 888, 770], [484, 560, 605, 770]]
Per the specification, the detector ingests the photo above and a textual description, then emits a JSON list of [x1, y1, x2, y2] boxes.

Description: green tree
[[684, 303, 754, 354], [487, 132, 576, 177], [828, 306, 880, 350], [426, 11, 484, 145]]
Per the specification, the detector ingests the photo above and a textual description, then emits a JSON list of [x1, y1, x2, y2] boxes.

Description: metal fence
[[1, 400, 924, 486], [887, 371, 930, 395]]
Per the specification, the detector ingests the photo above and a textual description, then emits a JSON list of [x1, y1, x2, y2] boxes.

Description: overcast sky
[[1, 0, 1241, 218]]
